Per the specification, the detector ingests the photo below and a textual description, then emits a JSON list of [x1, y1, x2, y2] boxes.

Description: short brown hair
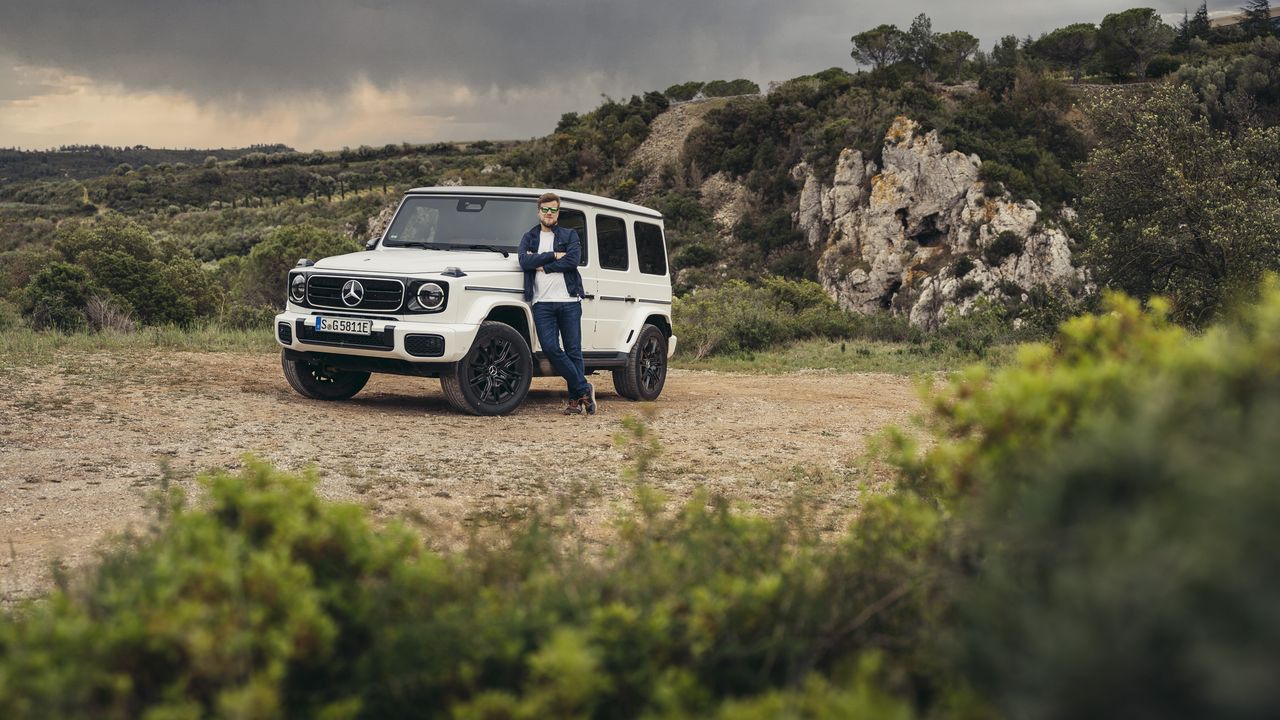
[[537, 192, 560, 206]]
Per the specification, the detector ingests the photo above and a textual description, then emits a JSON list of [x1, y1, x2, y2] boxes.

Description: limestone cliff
[[798, 116, 1091, 328]]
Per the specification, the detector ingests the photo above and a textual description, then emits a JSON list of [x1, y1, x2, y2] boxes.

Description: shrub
[[77, 250, 195, 326], [84, 294, 137, 332], [674, 281, 793, 358], [702, 79, 761, 97], [674, 278, 856, 358], [0, 299, 22, 331], [954, 278, 982, 301], [1012, 284, 1095, 337], [951, 255, 975, 278], [0, 247, 58, 302], [983, 231, 1022, 266], [219, 302, 278, 331], [937, 298, 1008, 356], [889, 281, 1280, 717], [673, 243, 715, 268], [1145, 53, 1181, 78], [232, 224, 359, 307], [53, 214, 156, 264], [20, 262, 92, 331], [664, 81, 705, 101]]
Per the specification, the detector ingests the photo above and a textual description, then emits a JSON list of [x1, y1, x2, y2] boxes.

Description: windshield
[[382, 196, 534, 250]]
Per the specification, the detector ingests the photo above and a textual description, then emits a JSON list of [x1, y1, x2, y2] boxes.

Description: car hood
[[312, 248, 521, 275]]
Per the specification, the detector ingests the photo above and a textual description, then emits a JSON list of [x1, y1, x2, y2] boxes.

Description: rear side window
[[635, 222, 667, 275], [597, 214, 629, 271], [558, 209, 589, 266]]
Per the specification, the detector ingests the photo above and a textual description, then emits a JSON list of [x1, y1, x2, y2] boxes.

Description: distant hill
[[0, 144, 294, 183]]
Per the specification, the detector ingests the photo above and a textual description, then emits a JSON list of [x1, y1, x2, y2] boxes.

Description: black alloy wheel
[[613, 323, 668, 401], [441, 321, 532, 415]]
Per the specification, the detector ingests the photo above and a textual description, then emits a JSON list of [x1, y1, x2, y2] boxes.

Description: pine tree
[[1242, 0, 1275, 38], [1191, 1, 1212, 37]]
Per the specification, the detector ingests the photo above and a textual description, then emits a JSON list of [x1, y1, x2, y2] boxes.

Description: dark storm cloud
[[0, 0, 1195, 143], [3, 0, 1193, 99], [0, 0, 789, 105]]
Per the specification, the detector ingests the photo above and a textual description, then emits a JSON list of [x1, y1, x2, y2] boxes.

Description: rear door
[[555, 207, 594, 350]]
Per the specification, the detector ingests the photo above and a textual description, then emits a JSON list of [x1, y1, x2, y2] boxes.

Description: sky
[[0, 0, 1216, 151]]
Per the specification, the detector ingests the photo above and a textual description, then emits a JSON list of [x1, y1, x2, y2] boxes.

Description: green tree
[[234, 225, 360, 307], [1080, 83, 1280, 324], [77, 250, 195, 326], [850, 24, 906, 70], [1175, 36, 1280, 131], [54, 214, 156, 265], [664, 81, 706, 101], [932, 30, 979, 81], [901, 14, 938, 75], [1030, 23, 1098, 82], [20, 262, 92, 331], [1173, 2, 1212, 50], [977, 35, 1023, 98], [1097, 8, 1174, 79], [1242, 0, 1276, 38]]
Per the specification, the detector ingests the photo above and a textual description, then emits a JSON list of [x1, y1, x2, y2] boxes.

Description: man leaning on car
[[517, 192, 596, 415]]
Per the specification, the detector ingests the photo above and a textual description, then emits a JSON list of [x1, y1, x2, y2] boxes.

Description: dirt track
[[0, 350, 921, 603]]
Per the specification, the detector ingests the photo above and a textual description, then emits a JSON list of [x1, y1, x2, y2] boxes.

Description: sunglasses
[[539, 206, 560, 214]]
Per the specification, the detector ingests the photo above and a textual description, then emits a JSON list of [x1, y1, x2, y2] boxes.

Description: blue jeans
[[532, 301, 589, 398]]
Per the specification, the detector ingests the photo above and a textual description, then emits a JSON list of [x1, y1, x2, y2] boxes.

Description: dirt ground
[[0, 350, 922, 604]]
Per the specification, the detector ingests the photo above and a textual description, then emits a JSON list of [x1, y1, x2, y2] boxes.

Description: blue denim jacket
[[517, 224, 585, 302]]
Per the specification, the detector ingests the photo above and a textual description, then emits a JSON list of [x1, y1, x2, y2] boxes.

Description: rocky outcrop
[[629, 100, 729, 202], [801, 117, 1091, 328]]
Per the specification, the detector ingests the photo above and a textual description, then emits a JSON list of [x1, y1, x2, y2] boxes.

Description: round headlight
[[289, 273, 307, 302], [416, 282, 445, 311]]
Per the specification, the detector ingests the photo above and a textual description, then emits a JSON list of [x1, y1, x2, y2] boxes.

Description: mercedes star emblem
[[341, 280, 365, 306]]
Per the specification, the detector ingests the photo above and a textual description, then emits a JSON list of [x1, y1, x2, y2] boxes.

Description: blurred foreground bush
[[0, 458, 932, 719], [889, 278, 1280, 718]]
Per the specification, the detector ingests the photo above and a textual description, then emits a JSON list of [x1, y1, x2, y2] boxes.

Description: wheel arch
[[644, 313, 672, 338], [483, 304, 534, 349]]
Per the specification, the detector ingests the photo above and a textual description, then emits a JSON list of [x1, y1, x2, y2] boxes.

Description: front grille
[[308, 275, 404, 311], [405, 334, 445, 357], [296, 320, 395, 350], [277, 322, 293, 344]]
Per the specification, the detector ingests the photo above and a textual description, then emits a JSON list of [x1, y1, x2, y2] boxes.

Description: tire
[[440, 321, 532, 415], [612, 323, 668, 401], [281, 351, 370, 400]]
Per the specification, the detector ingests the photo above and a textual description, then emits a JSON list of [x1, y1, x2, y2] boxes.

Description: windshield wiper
[[391, 242, 449, 250], [465, 244, 511, 257]]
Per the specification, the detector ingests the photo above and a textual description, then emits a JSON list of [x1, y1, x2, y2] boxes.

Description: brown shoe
[[563, 398, 583, 415]]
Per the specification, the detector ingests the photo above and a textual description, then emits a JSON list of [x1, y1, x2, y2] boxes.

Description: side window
[[557, 208, 589, 266], [635, 221, 667, 276], [597, 214, 629, 271]]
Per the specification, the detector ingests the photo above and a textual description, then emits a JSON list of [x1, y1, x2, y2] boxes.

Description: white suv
[[274, 186, 676, 415]]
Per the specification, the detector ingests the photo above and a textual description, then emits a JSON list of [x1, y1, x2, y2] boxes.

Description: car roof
[[402, 186, 663, 220]]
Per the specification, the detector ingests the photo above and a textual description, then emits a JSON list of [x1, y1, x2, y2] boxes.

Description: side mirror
[[365, 237, 379, 250], [295, 258, 315, 268]]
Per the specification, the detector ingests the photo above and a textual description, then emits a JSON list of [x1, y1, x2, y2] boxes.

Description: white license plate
[[315, 317, 373, 335]]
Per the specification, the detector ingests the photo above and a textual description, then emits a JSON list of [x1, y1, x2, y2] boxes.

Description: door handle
[[583, 293, 596, 300], [625, 296, 636, 302]]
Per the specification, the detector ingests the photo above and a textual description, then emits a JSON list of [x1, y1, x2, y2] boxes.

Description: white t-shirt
[[533, 229, 578, 303]]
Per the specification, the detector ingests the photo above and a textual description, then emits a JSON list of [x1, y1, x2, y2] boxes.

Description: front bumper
[[274, 311, 479, 364]]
